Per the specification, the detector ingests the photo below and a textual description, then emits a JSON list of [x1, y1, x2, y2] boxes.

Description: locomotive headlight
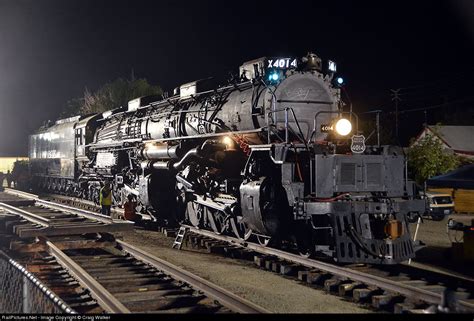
[[335, 118, 352, 136], [222, 136, 234, 149]]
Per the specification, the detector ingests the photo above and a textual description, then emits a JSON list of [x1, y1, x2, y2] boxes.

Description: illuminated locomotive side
[[29, 52, 425, 264]]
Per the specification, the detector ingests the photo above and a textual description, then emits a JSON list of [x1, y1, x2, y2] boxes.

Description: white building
[[411, 125, 474, 159]]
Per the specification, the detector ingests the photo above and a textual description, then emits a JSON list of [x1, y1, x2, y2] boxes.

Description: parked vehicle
[[408, 192, 454, 222], [425, 192, 455, 221]]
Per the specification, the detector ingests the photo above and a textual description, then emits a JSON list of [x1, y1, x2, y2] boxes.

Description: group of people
[[99, 181, 141, 223], [0, 170, 14, 188]]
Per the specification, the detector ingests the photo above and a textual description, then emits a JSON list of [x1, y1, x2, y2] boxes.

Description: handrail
[[267, 107, 309, 149]]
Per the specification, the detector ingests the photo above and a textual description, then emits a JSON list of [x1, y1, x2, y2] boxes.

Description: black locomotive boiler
[[28, 52, 425, 264]]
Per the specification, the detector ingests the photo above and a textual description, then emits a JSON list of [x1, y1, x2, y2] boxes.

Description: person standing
[[5, 170, 12, 188], [99, 182, 112, 216], [0, 172, 4, 190]]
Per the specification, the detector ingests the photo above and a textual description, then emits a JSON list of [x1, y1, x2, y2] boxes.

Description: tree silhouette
[[61, 77, 162, 117]]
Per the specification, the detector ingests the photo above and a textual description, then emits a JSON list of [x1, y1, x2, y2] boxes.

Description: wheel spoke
[[230, 217, 252, 240], [256, 234, 270, 246]]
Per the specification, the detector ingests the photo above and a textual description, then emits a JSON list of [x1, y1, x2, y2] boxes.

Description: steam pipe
[[172, 148, 200, 170], [172, 140, 226, 170]]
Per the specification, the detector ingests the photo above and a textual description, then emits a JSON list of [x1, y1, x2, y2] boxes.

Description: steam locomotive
[[28, 52, 425, 264]]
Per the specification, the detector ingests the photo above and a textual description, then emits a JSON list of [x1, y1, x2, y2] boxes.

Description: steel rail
[[4, 188, 39, 199], [35, 199, 120, 225], [0, 202, 50, 227], [117, 239, 269, 314], [5, 188, 132, 226], [184, 225, 474, 312], [46, 241, 130, 313], [44, 193, 126, 216]]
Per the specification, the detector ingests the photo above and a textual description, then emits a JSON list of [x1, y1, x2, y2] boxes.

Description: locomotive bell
[[302, 52, 322, 71]]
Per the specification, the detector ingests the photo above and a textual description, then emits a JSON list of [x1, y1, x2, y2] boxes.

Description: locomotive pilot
[[99, 181, 112, 216]]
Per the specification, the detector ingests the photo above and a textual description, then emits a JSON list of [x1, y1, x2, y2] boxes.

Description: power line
[[388, 96, 474, 115]]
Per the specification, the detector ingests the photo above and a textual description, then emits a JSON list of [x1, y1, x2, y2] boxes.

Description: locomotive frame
[[28, 52, 426, 264]]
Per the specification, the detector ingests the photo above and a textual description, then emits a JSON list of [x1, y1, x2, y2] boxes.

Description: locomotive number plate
[[320, 124, 333, 132], [267, 58, 298, 70]]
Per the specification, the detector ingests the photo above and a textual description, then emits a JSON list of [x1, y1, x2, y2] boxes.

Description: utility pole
[[376, 110, 381, 147], [390, 89, 401, 140]]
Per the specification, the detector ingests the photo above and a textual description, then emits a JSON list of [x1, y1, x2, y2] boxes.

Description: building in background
[[0, 157, 28, 173], [411, 126, 474, 159]]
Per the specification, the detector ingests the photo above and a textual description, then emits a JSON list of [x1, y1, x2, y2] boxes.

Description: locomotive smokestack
[[303, 52, 322, 71]]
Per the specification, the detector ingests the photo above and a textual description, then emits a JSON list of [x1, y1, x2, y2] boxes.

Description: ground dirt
[[118, 229, 372, 313], [408, 214, 473, 279], [115, 213, 474, 312]]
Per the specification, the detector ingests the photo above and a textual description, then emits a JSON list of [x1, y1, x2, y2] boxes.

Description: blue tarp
[[427, 164, 474, 189]]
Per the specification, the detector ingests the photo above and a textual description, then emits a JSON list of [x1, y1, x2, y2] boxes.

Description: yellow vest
[[99, 186, 112, 206]]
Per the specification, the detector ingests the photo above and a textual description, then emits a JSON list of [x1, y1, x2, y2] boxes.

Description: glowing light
[[269, 73, 279, 81], [335, 118, 352, 136], [222, 136, 233, 149], [336, 77, 344, 85]]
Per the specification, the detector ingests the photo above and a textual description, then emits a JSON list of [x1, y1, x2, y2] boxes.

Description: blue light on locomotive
[[269, 72, 279, 81], [337, 77, 344, 85]]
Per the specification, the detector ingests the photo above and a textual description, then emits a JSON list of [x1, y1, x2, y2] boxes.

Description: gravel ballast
[[119, 229, 371, 313]]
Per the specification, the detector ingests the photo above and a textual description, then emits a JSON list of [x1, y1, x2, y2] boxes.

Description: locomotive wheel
[[186, 202, 204, 228], [297, 243, 314, 258], [256, 234, 271, 247], [230, 217, 252, 241], [296, 226, 315, 258], [206, 208, 227, 234]]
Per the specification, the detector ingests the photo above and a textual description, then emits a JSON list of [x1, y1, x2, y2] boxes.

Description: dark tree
[[61, 78, 162, 117]]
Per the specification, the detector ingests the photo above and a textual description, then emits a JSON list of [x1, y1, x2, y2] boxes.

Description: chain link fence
[[0, 251, 75, 313]]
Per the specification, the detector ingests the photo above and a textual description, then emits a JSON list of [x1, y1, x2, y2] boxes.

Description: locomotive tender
[[29, 52, 425, 264]]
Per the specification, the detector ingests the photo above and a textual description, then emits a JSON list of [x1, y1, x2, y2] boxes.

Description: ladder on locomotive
[[172, 226, 189, 250]]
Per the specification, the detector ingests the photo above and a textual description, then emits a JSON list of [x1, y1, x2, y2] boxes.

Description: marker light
[[336, 77, 344, 85], [269, 73, 279, 81], [335, 118, 352, 136]]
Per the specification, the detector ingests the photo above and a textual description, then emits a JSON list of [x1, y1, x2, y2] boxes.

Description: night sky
[[0, 0, 473, 156]]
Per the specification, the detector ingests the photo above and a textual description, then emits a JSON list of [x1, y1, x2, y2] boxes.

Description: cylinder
[[140, 160, 171, 170], [152, 161, 171, 170], [141, 144, 181, 160]]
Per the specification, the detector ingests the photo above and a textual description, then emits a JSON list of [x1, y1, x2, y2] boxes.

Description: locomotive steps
[[0, 190, 267, 314]]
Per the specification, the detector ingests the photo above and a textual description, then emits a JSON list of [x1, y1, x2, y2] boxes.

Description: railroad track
[[4, 188, 125, 218], [0, 190, 267, 314], [6, 189, 473, 313], [180, 225, 474, 313], [6, 189, 156, 224]]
